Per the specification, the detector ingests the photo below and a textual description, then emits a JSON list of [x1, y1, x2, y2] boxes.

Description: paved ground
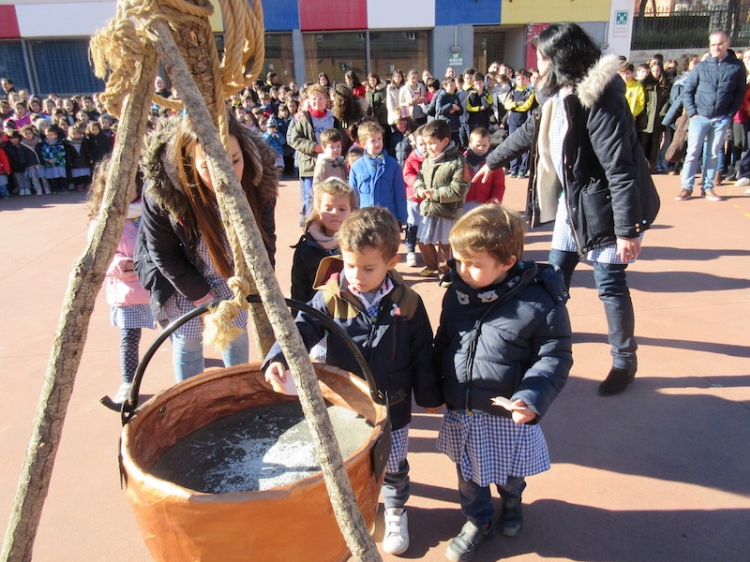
[[0, 171, 748, 562]]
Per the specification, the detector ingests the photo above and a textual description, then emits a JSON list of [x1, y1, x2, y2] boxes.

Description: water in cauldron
[[149, 402, 373, 493]]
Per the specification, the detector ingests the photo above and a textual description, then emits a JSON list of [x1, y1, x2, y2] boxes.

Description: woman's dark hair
[[367, 72, 380, 86], [533, 22, 601, 96], [317, 72, 330, 86], [345, 70, 362, 88]]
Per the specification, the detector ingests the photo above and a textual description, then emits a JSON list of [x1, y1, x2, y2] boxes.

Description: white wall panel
[[367, 0, 434, 29], [16, 2, 115, 37]]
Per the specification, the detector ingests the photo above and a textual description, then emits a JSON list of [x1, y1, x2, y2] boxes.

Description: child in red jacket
[[0, 145, 11, 199], [464, 127, 505, 212], [402, 124, 427, 267]]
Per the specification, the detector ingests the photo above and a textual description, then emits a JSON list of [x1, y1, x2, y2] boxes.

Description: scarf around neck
[[307, 221, 339, 250]]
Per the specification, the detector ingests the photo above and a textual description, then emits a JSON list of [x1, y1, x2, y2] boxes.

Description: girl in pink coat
[[89, 160, 154, 404]]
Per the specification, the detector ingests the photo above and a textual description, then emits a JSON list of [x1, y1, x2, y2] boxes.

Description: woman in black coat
[[473, 22, 660, 396]]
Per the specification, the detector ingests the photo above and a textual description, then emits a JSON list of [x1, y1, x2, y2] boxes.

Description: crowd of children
[[6, 60, 648, 560]]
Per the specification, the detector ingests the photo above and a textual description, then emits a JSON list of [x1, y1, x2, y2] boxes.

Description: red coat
[[0, 147, 11, 175], [465, 155, 506, 204], [402, 149, 425, 202]]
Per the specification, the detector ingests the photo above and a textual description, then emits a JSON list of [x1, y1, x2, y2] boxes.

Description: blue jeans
[[457, 465, 526, 526], [171, 326, 249, 382], [299, 177, 313, 219], [681, 115, 731, 192], [549, 249, 637, 374]]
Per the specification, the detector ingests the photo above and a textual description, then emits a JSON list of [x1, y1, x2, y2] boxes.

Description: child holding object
[[264, 207, 442, 556], [435, 204, 572, 562]]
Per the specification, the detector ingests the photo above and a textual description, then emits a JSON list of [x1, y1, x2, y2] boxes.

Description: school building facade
[[0, 0, 635, 96]]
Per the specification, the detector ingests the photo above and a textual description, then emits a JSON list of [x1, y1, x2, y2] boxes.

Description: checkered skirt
[[436, 410, 550, 487], [111, 304, 154, 329]]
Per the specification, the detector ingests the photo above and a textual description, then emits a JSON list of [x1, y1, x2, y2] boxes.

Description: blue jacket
[[681, 50, 746, 119], [264, 257, 442, 430], [349, 152, 407, 224], [435, 261, 572, 421]]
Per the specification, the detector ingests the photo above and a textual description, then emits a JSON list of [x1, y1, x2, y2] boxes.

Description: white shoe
[[406, 252, 418, 267], [734, 177, 750, 187], [382, 508, 409, 555], [114, 382, 132, 404]]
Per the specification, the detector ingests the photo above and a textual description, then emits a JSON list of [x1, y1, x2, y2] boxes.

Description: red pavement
[[0, 172, 749, 562]]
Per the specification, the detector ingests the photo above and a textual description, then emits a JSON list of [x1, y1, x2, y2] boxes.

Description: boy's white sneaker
[[406, 252, 418, 267], [382, 507, 409, 555]]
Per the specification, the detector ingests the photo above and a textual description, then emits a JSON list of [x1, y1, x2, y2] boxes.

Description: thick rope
[[91, 0, 267, 352]]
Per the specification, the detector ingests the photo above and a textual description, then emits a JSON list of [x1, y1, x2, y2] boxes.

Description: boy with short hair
[[349, 121, 407, 225], [434, 78, 464, 147], [312, 128, 348, 186], [435, 204, 572, 562], [263, 206, 442, 556], [503, 69, 536, 178], [463, 127, 506, 213]]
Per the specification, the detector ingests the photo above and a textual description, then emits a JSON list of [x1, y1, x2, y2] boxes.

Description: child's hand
[[423, 188, 436, 200], [509, 400, 537, 424], [423, 404, 444, 414], [264, 362, 299, 395]]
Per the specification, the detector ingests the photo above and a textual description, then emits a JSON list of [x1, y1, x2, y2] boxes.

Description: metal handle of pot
[[120, 295, 388, 425]]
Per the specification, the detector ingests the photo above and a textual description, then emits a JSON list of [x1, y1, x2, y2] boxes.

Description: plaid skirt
[[417, 215, 455, 245], [111, 304, 154, 330], [436, 409, 550, 487]]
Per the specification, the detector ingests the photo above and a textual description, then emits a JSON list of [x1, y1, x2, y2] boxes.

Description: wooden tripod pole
[[0, 50, 157, 562], [147, 17, 382, 562]]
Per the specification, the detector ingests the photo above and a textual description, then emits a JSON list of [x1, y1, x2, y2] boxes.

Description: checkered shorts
[[386, 425, 409, 473]]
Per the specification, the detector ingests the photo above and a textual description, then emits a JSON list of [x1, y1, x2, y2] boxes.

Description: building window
[[0, 41, 31, 92], [473, 28, 507, 74], [369, 30, 431, 79], [28, 39, 105, 96], [302, 32, 366, 84], [264, 33, 295, 83]]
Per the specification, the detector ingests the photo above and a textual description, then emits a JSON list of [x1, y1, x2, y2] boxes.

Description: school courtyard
[[0, 171, 748, 561]]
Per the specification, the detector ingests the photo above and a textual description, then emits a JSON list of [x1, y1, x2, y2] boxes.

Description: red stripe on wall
[[299, 0, 367, 31], [0, 6, 20, 39]]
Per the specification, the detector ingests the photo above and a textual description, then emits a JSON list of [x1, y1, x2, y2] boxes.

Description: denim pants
[[299, 177, 313, 219], [457, 465, 526, 526], [681, 115, 731, 192], [549, 249, 637, 374], [171, 326, 249, 382], [382, 459, 410, 510]]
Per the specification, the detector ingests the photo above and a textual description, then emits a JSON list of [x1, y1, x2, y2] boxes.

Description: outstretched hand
[[472, 164, 492, 184]]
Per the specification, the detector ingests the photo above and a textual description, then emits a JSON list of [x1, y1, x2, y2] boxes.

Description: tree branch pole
[[0, 50, 158, 562], [147, 17, 382, 562]]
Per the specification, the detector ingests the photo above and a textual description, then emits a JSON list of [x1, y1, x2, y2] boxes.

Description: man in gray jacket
[[676, 29, 746, 201]]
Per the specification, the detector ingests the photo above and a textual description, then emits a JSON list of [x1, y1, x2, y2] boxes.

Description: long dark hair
[[533, 22, 601, 96]]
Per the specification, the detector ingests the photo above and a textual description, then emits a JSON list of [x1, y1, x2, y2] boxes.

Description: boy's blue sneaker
[[445, 520, 494, 562]]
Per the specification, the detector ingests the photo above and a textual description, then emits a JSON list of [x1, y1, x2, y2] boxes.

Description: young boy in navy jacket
[[264, 207, 442, 556]]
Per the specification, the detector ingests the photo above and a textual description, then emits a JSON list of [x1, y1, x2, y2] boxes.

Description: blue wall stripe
[[435, 0, 501, 26]]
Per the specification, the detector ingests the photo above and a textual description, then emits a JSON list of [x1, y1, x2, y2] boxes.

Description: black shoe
[[445, 520, 494, 562], [598, 367, 635, 396], [498, 497, 523, 537]]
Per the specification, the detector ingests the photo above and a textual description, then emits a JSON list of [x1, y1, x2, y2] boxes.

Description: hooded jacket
[[485, 55, 660, 254], [349, 151, 407, 223], [414, 142, 468, 220], [263, 256, 442, 430], [134, 118, 278, 310], [436, 261, 572, 421]]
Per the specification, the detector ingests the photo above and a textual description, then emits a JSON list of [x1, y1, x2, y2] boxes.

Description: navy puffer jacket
[[435, 261, 572, 422]]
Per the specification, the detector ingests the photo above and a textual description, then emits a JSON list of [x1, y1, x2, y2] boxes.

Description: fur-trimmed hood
[[141, 117, 279, 225], [576, 54, 623, 109]]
